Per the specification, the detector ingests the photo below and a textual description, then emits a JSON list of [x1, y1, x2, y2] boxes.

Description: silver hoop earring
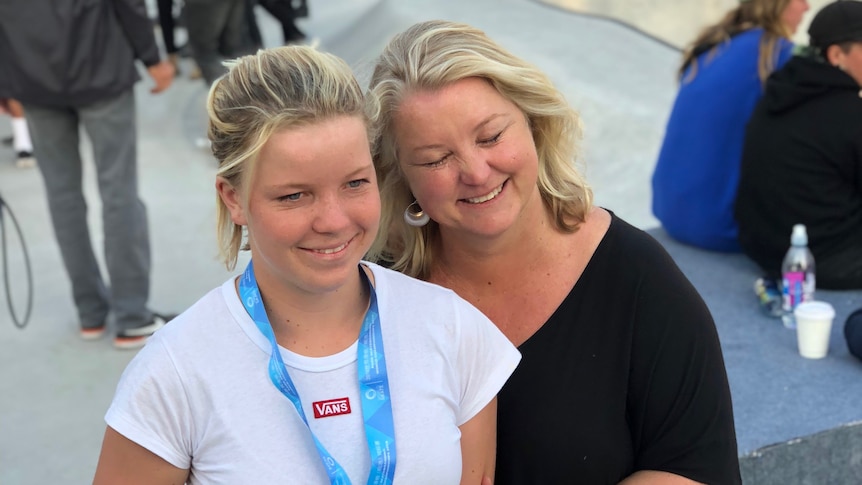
[[403, 201, 430, 227]]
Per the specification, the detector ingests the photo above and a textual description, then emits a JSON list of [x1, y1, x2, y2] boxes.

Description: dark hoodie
[[735, 54, 862, 289]]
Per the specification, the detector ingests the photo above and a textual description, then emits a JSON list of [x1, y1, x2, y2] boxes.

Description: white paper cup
[[794, 301, 836, 359]]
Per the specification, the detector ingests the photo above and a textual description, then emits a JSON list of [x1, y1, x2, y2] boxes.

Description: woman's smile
[[462, 182, 505, 204]]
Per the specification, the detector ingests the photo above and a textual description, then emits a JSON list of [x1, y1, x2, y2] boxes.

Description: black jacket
[[735, 55, 862, 279], [0, 0, 161, 107]]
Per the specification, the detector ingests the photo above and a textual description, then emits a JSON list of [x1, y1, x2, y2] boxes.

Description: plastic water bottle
[[781, 224, 816, 328]]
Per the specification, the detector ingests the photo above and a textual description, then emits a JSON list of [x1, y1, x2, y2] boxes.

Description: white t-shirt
[[105, 262, 521, 484]]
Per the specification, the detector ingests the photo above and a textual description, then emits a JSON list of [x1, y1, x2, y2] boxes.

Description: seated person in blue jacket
[[651, 0, 807, 251], [735, 0, 862, 291]]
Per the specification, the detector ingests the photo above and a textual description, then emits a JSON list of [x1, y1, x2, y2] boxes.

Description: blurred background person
[[0, 0, 175, 348], [154, 0, 204, 80], [257, 0, 308, 44], [246, 0, 309, 47], [156, 0, 183, 74], [0, 99, 36, 168], [183, 0, 255, 87], [736, 0, 862, 290], [652, 0, 809, 251]]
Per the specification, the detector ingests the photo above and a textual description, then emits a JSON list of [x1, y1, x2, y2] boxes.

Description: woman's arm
[[620, 470, 703, 485], [459, 398, 498, 485], [93, 426, 189, 485]]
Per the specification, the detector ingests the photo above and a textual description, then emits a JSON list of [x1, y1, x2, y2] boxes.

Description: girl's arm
[[93, 426, 189, 485], [459, 398, 498, 485]]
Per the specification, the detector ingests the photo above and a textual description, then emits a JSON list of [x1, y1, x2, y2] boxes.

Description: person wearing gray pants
[[184, 0, 254, 86], [24, 92, 160, 348], [0, 0, 175, 349]]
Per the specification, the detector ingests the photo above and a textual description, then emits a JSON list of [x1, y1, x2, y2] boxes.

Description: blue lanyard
[[238, 261, 397, 485]]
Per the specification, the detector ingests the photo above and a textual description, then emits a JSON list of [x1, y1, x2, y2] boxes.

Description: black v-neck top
[[495, 214, 741, 484]]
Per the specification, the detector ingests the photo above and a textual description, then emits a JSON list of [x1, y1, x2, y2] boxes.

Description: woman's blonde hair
[[365, 20, 592, 280], [680, 0, 794, 85], [208, 45, 366, 269]]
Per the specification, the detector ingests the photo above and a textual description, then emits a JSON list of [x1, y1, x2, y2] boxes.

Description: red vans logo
[[313, 398, 351, 419]]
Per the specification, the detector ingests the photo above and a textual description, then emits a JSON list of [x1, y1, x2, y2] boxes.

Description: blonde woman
[[367, 20, 741, 484], [652, 0, 809, 251], [93, 45, 519, 484]]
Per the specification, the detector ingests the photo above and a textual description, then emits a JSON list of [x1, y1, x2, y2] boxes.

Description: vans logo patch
[[312, 397, 351, 419]]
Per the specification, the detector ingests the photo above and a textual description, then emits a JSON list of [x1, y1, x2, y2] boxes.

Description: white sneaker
[[16, 151, 36, 168]]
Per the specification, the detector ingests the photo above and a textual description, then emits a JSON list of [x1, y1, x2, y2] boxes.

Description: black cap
[[808, 0, 862, 49]]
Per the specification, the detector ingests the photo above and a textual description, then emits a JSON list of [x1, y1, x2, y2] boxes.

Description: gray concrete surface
[[539, 0, 832, 48], [0, 0, 859, 483], [739, 422, 862, 484]]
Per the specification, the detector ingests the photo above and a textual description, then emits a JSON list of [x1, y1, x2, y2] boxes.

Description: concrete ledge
[[740, 421, 862, 484]]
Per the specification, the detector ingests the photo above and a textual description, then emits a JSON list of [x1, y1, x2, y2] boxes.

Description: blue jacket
[[652, 28, 793, 252]]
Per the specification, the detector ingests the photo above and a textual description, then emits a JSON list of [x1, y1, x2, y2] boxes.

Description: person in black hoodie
[[735, 0, 862, 290]]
